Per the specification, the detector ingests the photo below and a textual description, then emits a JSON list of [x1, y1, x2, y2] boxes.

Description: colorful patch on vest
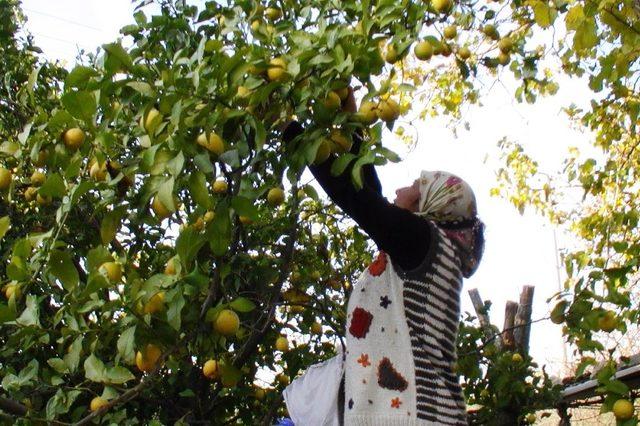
[[368, 251, 388, 276], [349, 307, 373, 339], [377, 357, 408, 391]]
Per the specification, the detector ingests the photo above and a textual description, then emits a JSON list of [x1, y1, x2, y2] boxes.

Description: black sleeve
[[283, 122, 431, 272]]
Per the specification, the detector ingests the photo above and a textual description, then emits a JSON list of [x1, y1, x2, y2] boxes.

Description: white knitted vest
[[343, 222, 467, 425]]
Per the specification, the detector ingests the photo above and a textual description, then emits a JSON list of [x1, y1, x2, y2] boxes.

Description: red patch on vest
[[377, 357, 408, 391], [368, 251, 388, 276], [349, 307, 373, 339]]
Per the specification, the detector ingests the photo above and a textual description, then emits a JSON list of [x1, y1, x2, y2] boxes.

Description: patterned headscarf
[[416, 171, 483, 277]]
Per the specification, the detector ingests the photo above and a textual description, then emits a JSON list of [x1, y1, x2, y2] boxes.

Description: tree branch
[[0, 396, 27, 416]]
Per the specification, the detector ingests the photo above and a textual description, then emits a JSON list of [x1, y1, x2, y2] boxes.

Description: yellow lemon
[[275, 336, 289, 352], [99, 261, 122, 282], [135, 343, 162, 372], [151, 196, 172, 219], [0, 167, 12, 190], [212, 179, 228, 194], [90, 396, 108, 412], [376, 99, 400, 122], [613, 399, 634, 420], [196, 132, 225, 155], [214, 309, 240, 336], [267, 187, 285, 206], [444, 25, 457, 39], [414, 41, 433, 61], [63, 128, 85, 149], [355, 101, 378, 124], [267, 57, 288, 82], [30, 171, 46, 186], [144, 292, 165, 314], [203, 359, 220, 379]]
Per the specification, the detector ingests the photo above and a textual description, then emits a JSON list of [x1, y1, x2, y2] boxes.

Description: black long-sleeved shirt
[[283, 122, 431, 272]]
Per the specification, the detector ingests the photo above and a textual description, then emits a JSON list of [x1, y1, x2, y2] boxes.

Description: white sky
[[20, 0, 596, 377]]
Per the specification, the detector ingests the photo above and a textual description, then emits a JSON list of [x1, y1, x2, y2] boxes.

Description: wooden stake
[[513, 285, 535, 355], [468, 289, 494, 339], [502, 301, 518, 350]]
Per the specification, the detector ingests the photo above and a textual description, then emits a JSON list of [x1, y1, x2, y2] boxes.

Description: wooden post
[[468, 289, 494, 339], [502, 301, 518, 350], [513, 286, 535, 355]]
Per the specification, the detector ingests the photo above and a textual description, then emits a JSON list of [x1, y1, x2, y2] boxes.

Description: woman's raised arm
[[283, 121, 432, 272]]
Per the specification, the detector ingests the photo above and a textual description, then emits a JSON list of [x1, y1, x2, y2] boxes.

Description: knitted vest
[[343, 221, 467, 425]]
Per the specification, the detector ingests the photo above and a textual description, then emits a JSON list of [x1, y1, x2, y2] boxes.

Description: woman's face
[[394, 179, 421, 212]]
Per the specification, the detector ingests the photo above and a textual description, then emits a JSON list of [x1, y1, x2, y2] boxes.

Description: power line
[[23, 7, 105, 33], [31, 32, 94, 50]]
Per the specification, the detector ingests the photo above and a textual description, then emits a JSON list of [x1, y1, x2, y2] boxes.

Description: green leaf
[[102, 42, 133, 71], [64, 337, 82, 372], [351, 152, 376, 190], [142, 273, 175, 293], [208, 202, 231, 256], [330, 153, 356, 176], [166, 151, 185, 176], [84, 353, 107, 383], [231, 196, 259, 220], [61, 91, 97, 125], [565, 5, 585, 31], [16, 295, 40, 327], [219, 363, 242, 387], [1, 359, 39, 392], [158, 177, 176, 212], [574, 20, 598, 53], [101, 209, 124, 244], [117, 326, 136, 365], [193, 152, 215, 174], [48, 250, 79, 291], [47, 358, 69, 374], [604, 379, 629, 396], [378, 147, 401, 163], [176, 226, 206, 268], [167, 291, 186, 331], [0, 216, 10, 241], [39, 173, 66, 198], [27, 66, 42, 95], [179, 389, 196, 397], [106, 366, 135, 384], [532, 1, 556, 28], [229, 297, 256, 313], [0, 304, 16, 323], [87, 246, 112, 272], [189, 171, 211, 209], [66, 66, 99, 88], [45, 389, 81, 420], [127, 81, 155, 97]]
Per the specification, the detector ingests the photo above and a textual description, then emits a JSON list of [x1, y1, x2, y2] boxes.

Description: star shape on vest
[[357, 353, 371, 367], [391, 397, 402, 409], [380, 295, 391, 308]]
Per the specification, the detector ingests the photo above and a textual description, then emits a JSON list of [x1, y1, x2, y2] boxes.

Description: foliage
[[0, 0, 620, 422], [457, 310, 562, 425], [490, 0, 640, 421]]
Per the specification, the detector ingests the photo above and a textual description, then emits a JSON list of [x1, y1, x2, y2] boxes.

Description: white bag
[[283, 350, 345, 426]]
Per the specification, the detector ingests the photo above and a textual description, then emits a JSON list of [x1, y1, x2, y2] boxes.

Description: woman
[[282, 92, 484, 425]]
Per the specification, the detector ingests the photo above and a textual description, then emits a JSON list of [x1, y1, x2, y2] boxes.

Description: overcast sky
[[20, 0, 599, 377]]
